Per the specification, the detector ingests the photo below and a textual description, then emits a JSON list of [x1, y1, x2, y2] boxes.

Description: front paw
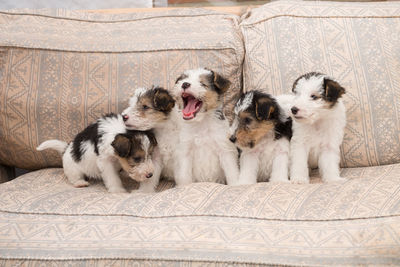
[[324, 176, 347, 183], [108, 186, 127, 193], [290, 176, 310, 184]]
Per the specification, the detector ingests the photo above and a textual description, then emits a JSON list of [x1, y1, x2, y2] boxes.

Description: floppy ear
[[111, 134, 132, 158], [255, 96, 276, 121], [323, 78, 346, 103], [208, 69, 231, 94], [153, 87, 175, 112]]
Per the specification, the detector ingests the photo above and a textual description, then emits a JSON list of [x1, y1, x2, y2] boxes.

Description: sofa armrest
[[0, 165, 15, 183]]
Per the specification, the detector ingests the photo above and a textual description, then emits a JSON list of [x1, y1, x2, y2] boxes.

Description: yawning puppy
[[37, 114, 157, 193], [289, 72, 346, 183], [230, 91, 293, 184], [121, 86, 178, 192], [172, 68, 240, 185]]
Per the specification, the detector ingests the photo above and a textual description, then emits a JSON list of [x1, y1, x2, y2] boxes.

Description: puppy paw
[[72, 180, 90, 188], [108, 187, 127, 193], [324, 176, 347, 183], [290, 177, 310, 184]]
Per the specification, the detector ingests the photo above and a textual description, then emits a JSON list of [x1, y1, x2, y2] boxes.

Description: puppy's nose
[[229, 135, 237, 143], [122, 114, 129, 122], [146, 173, 153, 179], [182, 82, 190, 90], [291, 107, 299, 115]]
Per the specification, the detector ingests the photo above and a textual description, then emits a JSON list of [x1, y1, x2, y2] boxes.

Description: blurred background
[[0, 0, 385, 10], [0, 0, 268, 10]]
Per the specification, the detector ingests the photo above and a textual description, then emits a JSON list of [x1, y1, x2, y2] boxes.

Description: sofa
[[1, 1, 400, 265]]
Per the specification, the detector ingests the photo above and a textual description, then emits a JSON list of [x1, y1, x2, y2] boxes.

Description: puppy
[[289, 72, 346, 183], [37, 113, 157, 193], [121, 86, 178, 192], [230, 91, 292, 184], [172, 68, 240, 185]]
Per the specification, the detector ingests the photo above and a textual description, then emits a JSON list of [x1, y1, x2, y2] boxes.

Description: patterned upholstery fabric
[[0, 9, 244, 170], [240, 1, 400, 168], [0, 165, 400, 265]]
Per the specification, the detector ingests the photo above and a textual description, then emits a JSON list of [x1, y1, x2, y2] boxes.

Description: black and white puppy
[[121, 86, 178, 192], [230, 91, 293, 184], [289, 72, 346, 183], [172, 68, 240, 186], [37, 113, 157, 193]]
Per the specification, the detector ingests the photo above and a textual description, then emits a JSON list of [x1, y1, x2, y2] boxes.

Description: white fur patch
[[235, 91, 254, 115], [128, 87, 148, 107]]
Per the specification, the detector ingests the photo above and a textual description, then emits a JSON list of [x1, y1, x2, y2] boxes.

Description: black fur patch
[[205, 68, 231, 95], [71, 122, 100, 162], [322, 78, 346, 105], [251, 91, 279, 121], [71, 113, 118, 162], [274, 117, 293, 140], [151, 87, 175, 113]]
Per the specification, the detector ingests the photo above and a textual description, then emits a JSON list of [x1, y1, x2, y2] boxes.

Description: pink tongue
[[183, 97, 200, 119]]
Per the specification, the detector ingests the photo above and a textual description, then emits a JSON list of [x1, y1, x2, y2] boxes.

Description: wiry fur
[[122, 86, 179, 192], [37, 114, 157, 193], [172, 68, 240, 185], [289, 72, 346, 183], [230, 91, 293, 184]]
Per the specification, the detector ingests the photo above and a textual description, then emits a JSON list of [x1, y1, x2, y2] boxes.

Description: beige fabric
[[0, 9, 243, 169], [0, 165, 400, 265], [1, 165, 400, 220], [240, 1, 400, 168]]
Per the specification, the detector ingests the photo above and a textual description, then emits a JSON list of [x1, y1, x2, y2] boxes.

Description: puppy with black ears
[[289, 72, 346, 184], [37, 113, 157, 193], [122, 86, 178, 192], [230, 91, 293, 184], [172, 68, 240, 186]]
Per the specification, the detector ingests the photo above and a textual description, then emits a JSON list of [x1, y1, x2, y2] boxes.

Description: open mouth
[[182, 92, 203, 120]]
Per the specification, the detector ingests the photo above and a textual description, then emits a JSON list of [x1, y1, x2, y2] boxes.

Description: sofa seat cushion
[[1, 165, 400, 265]]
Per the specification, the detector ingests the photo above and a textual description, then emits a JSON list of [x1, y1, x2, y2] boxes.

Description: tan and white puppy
[[37, 114, 157, 193], [289, 72, 346, 183], [172, 68, 240, 186], [121, 86, 178, 192], [230, 91, 293, 184]]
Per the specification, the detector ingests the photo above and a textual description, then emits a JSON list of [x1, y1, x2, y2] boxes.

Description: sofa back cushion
[[0, 9, 244, 170], [240, 1, 400, 168]]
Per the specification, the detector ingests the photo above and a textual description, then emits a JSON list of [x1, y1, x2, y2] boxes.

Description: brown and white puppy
[[121, 86, 178, 192], [171, 68, 240, 186], [37, 113, 157, 193], [230, 91, 292, 184], [289, 72, 346, 183], [122, 87, 175, 131]]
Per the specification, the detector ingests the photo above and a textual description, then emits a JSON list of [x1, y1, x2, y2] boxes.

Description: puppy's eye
[[311, 94, 319, 100], [244, 117, 252, 125], [134, 157, 142, 163], [200, 82, 207, 88], [142, 105, 150, 110]]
